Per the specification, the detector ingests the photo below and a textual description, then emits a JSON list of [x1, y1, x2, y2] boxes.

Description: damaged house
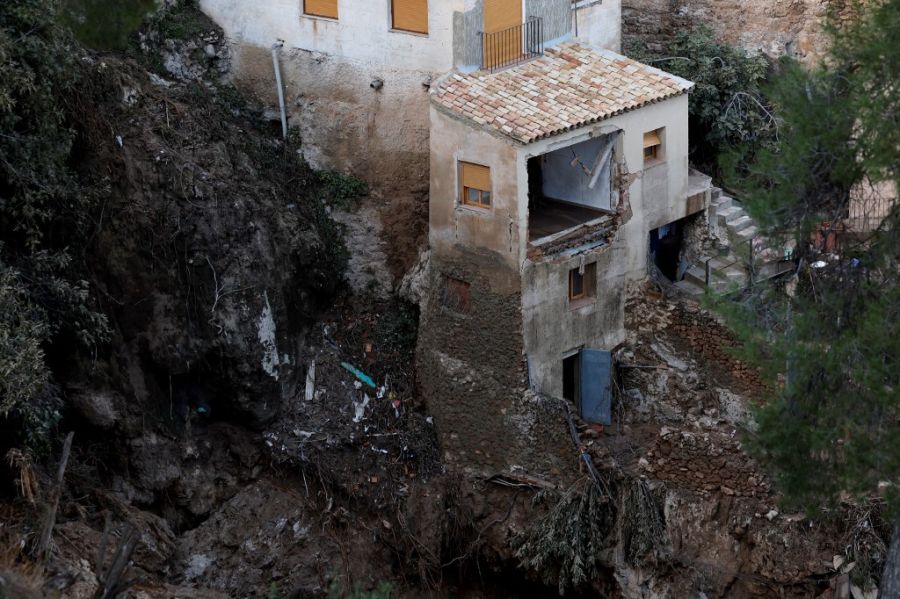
[[419, 44, 713, 471], [197, 0, 715, 473]]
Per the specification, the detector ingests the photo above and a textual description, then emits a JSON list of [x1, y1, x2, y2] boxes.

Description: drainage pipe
[[271, 41, 288, 140]]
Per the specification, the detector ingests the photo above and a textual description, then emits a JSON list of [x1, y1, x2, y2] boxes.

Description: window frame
[[643, 128, 664, 166], [390, 0, 429, 35], [458, 161, 493, 210], [303, 0, 338, 20], [568, 263, 596, 305]]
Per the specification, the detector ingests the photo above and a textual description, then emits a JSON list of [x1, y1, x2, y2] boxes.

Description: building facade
[[199, 0, 622, 191], [419, 43, 711, 473]]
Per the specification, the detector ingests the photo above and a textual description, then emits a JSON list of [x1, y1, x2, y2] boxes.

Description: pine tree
[[722, 0, 899, 592]]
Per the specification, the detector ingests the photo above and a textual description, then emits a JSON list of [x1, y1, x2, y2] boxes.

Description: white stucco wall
[[518, 93, 691, 278], [200, 0, 464, 72], [573, 0, 622, 52], [429, 106, 522, 270]]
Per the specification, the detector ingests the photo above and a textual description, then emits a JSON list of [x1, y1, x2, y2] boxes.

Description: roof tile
[[430, 43, 693, 144]]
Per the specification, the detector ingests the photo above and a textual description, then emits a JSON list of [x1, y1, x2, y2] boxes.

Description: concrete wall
[[521, 240, 628, 397], [519, 93, 691, 279], [200, 0, 465, 192], [573, 0, 622, 51], [429, 106, 523, 271], [200, 0, 464, 72], [200, 0, 622, 195], [540, 133, 615, 211]]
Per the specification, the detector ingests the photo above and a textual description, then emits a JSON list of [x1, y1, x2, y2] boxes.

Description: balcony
[[481, 17, 544, 73]]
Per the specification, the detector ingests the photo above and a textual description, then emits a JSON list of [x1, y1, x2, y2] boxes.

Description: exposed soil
[[0, 4, 885, 598]]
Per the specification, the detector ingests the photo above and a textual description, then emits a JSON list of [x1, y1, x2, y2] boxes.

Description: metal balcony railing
[[480, 16, 544, 73]]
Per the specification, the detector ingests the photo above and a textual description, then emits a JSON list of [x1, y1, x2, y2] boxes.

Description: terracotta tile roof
[[431, 43, 694, 144]]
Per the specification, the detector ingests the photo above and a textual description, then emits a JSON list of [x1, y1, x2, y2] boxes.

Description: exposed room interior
[[527, 132, 619, 241]]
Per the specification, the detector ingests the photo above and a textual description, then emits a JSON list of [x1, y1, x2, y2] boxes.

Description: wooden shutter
[[643, 130, 662, 148], [483, 0, 521, 33], [460, 162, 491, 192], [305, 0, 337, 19], [392, 0, 428, 34], [483, 0, 522, 67]]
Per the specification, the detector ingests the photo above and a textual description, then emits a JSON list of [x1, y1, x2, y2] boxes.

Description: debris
[[305, 360, 316, 401], [486, 472, 557, 490], [341, 362, 377, 389], [353, 394, 371, 423], [766, 509, 779, 521]]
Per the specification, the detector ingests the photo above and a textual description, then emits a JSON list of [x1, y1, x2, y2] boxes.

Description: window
[[392, 0, 428, 34], [441, 276, 471, 313], [459, 161, 492, 208], [304, 0, 338, 19], [568, 263, 596, 302], [643, 129, 663, 164]]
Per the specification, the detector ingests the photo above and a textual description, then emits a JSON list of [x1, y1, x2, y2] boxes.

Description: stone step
[[674, 279, 705, 298], [736, 225, 759, 241], [683, 265, 708, 286], [721, 265, 747, 281], [729, 215, 754, 233], [714, 195, 733, 211], [717, 206, 742, 221]]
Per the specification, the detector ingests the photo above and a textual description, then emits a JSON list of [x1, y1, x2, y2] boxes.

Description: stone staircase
[[674, 189, 794, 297]]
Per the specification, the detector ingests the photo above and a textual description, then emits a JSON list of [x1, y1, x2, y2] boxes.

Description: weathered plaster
[[429, 106, 522, 271]]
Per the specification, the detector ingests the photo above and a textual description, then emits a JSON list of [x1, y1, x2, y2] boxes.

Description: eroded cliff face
[[623, 0, 860, 62]]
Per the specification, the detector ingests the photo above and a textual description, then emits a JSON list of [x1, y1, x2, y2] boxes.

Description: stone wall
[[622, 0, 857, 63], [416, 251, 574, 477]]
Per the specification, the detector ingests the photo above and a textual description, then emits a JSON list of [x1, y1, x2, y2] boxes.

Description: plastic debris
[[353, 393, 371, 423], [341, 362, 377, 389], [305, 360, 316, 401]]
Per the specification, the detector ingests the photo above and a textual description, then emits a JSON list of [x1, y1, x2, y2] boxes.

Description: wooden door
[[483, 0, 522, 68]]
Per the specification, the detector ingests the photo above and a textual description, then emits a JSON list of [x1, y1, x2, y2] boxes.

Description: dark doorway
[[649, 221, 685, 281], [563, 353, 580, 404]]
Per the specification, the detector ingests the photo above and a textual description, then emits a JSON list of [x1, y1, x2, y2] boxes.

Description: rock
[[766, 509, 779, 521], [71, 389, 120, 429]]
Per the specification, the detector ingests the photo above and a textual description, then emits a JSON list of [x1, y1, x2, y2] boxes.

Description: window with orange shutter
[[459, 161, 492, 208], [392, 0, 428, 34], [304, 0, 338, 19]]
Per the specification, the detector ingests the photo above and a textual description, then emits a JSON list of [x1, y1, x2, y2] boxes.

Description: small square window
[[569, 263, 596, 303], [643, 129, 663, 165], [441, 276, 471, 313], [459, 161, 492, 209]]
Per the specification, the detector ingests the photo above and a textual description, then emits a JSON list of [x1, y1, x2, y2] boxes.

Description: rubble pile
[[642, 429, 771, 498]]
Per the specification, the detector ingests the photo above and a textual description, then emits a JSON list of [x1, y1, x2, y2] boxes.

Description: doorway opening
[[563, 353, 580, 404], [649, 220, 685, 281]]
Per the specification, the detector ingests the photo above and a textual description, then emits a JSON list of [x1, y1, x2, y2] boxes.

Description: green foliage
[[720, 59, 860, 232], [0, 0, 109, 453], [717, 0, 900, 529], [62, 0, 156, 50], [629, 26, 775, 172], [142, 0, 210, 44], [327, 581, 393, 599], [514, 482, 617, 595], [0, 264, 49, 416], [317, 170, 369, 210]]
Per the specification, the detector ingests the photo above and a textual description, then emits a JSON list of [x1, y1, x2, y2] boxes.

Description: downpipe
[[271, 40, 288, 140]]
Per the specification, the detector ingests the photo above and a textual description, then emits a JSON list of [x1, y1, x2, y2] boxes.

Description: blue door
[[580, 349, 613, 425]]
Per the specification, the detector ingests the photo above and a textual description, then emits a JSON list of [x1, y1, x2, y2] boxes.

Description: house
[[199, 0, 622, 191], [417, 43, 713, 471], [199, 0, 714, 473]]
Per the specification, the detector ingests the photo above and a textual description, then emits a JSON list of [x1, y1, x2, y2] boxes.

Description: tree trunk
[[882, 523, 900, 598]]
